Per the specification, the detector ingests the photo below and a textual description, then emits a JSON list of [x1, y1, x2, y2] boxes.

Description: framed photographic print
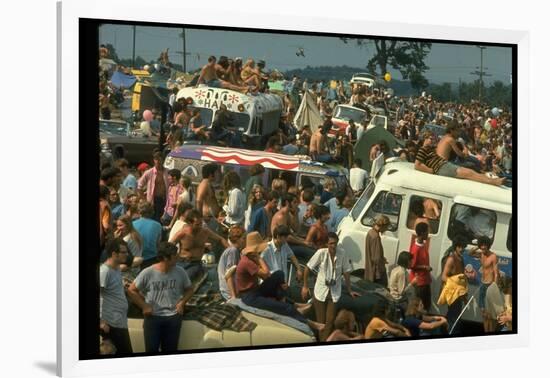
[[58, 0, 528, 376]]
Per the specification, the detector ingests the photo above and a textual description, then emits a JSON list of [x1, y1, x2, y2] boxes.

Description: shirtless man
[[415, 131, 504, 186], [271, 194, 310, 250], [309, 124, 331, 162], [469, 236, 499, 333], [172, 209, 228, 281], [196, 56, 250, 93], [442, 236, 468, 333], [215, 56, 230, 81], [436, 121, 466, 161], [196, 163, 220, 220]]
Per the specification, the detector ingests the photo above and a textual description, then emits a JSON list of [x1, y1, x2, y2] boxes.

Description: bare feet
[[493, 177, 506, 186], [307, 320, 326, 332], [295, 302, 312, 316]]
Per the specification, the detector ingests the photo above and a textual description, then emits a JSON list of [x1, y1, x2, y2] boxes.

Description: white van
[[176, 85, 283, 145], [337, 155, 513, 322]]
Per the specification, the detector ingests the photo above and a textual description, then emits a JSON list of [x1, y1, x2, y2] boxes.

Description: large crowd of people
[[98, 52, 514, 355]]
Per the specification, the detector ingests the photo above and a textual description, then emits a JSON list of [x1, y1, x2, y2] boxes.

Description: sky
[[99, 23, 513, 85]]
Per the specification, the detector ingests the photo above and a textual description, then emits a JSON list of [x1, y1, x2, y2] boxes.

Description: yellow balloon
[[384, 72, 392, 82]]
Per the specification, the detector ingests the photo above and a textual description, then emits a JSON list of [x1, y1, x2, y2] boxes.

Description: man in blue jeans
[[128, 242, 194, 353]]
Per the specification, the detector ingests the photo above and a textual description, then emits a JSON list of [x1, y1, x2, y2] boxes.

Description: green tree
[[103, 43, 120, 62], [486, 81, 512, 107], [430, 82, 453, 103], [341, 38, 432, 92]]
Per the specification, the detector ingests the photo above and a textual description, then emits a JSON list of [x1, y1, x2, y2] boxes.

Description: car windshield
[[354, 73, 375, 80], [334, 107, 366, 123], [99, 120, 127, 136]]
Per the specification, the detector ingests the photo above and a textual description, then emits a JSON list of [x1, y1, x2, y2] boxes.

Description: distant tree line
[[283, 65, 366, 82], [428, 80, 512, 107]]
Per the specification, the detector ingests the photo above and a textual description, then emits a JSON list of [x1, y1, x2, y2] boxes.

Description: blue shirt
[[123, 174, 137, 190], [328, 207, 350, 232], [247, 207, 269, 239], [320, 191, 334, 204], [133, 218, 162, 261], [111, 203, 125, 221], [402, 316, 423, 337], [261, 241, 295, 281], [217, 246, 241, 300]]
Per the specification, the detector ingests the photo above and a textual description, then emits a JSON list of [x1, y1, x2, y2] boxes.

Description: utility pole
[[458, 77, 461, 103], [470, 45, 491, 103], [132, 25, 136, 68], [182, 28, 187, 72]]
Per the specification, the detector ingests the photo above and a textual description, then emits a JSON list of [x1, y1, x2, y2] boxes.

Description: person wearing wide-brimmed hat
[[364, 215, 391, 285], [236, 232, 322, 329]]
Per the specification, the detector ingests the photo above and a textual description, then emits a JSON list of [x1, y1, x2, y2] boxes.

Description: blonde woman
[[240, 59, 261, 91]]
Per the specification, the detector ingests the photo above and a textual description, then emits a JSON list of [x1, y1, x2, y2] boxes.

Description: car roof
[[334, 104, 366, 112], [168, 145, 347, 175], [376, 161, 512, 212], [352, 73, 376, 78], [99, 118, 127, 125]]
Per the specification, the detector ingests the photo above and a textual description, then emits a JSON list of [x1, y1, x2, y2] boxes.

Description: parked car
[[330, 104, 368, 136], [349, 73, 376, 88], [99, 118, 159, 165]]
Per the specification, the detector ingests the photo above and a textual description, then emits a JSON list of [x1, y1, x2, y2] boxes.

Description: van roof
[[167, 145, 346, 176], [377, 161, 512, 211], [176, 86, 282, 114]]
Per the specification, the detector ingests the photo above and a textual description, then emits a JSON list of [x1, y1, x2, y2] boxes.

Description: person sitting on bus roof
[[414, 131, 505, 186], [240, 59, 262, 92], [196, 56, 251, 94], [226, 58, 244, 87]]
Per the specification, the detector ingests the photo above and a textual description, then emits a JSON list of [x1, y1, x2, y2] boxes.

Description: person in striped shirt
[[414, 131, 505, 186]]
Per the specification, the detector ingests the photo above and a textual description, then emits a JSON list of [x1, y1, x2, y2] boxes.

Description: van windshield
[[189, 107, 214, 127], [350, 181, 374, 221], [225, 111, 250, 131]]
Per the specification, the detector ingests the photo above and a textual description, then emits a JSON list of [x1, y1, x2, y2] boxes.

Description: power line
[[470, 46, 492, 101]]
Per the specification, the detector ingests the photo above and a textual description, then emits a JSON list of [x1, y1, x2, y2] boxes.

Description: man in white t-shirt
[[349, 158, 368, 194]]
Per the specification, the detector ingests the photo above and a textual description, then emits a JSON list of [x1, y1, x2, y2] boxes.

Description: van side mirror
[[387, 223, 398, 232]]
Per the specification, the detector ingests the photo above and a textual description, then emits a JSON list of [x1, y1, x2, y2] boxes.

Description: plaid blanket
[[195, 303, 257, 333]]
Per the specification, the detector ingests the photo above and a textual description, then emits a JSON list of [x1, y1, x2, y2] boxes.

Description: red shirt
[[409, 240, 432, 286], [236, 255, 259, 293]]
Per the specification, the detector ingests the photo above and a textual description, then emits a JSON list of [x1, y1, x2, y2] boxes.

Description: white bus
[[176, 85, 283, 145]]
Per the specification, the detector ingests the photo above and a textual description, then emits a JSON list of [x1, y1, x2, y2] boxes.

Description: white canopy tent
[[293, 90, 323, 133]]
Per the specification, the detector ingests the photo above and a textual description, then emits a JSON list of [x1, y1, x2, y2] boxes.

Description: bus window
[[447, 204, 497, 245], [362, 191, 403, 232], [406, 196, 443, 234], [299, 175, 324, 198]]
